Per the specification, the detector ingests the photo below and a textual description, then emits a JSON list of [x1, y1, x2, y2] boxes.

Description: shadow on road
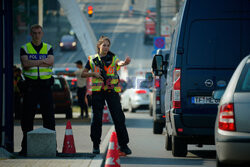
[[188, 150, 216, 159], [120, 156, 207, 166]]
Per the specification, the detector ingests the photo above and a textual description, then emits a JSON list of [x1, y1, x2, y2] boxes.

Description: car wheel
[[216, 155, 232, 167], [171, 136, 187, 157], [66, 108, 73, 119], [122, 105, 128, 112], [153, 121, 163, 134], [128, 100, 136, 113], [165, 130, 172, 150]]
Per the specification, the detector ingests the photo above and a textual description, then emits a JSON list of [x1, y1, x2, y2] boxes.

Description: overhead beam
[[58, 0, 97, 57]]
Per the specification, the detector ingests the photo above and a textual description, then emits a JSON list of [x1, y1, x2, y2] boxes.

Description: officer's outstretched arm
[[117, 56, 131, 67], [21, 55, 43, 68]]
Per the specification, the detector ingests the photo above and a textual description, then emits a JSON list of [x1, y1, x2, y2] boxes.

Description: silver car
[[121, 77, 151, 113], [215, 55, 250, 167]]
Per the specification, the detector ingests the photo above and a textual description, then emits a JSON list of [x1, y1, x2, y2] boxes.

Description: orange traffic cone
[[102, 105, 112, 123], [105, 132, 120, 167], [62, 120, 76, 153]]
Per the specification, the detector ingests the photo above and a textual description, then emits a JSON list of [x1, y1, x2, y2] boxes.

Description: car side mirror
[[212, 89, 225, 100], [152, 55, 163, 76]]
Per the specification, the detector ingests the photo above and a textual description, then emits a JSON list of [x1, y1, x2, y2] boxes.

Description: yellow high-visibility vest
[[88, 54, 121, 92], [21, 42, 53, 80]]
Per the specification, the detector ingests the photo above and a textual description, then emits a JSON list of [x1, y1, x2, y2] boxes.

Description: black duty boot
[[93, 143, 100, 154], [120, 145, 132, 155]]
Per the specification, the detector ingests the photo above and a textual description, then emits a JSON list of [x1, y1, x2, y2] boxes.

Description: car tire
[[122, 105, 128, 112], [165, 131, 172, 150], [153, 121, 163, 134], [128, 100, 136, 113], [216, 155, 233, 167], [66, 108, 73, 119], [171, 136, 187, 157]]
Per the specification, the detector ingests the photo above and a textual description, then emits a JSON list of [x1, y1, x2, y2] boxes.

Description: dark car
[[151, 49, 170, 134], [153, 0, 250, 157], [52, 76, 73, 119], [214, 55, 250, 167], [59, 35, 77, 51], [17, 76, 73, 119], [53, 67, 78, 104]]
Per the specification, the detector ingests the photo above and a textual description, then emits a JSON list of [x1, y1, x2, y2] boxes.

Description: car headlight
[[60, 42, 64, 47], [72, 42, 76, 47]]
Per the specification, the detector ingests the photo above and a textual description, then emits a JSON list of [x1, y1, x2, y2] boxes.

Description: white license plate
[[192, 96, 219, 104]]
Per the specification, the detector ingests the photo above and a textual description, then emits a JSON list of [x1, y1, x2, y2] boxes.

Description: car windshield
[[236, 63, 250, 92], [61, 35, 74, 42], [140, 80, 152, 89]]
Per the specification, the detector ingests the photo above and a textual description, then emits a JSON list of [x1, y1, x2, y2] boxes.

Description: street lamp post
[[156, 0, 161, 37], [38, 0, 43, 26]]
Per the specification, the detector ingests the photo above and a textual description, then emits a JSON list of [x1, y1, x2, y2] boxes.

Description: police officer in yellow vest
[[82, 36, 132, 155], [19, 24, 55, 156]]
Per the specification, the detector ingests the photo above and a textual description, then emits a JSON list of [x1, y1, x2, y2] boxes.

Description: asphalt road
[[121, 111, 216, 167]]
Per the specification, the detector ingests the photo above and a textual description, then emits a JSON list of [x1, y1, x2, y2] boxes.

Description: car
[[152, 0, 250, 157], [59, 35, 77, 51], [214, 55, 250, 167], [52, 76, 73, 119], [121, 77, 151, 113], [150, 49, 170, 134], [17, 76, 73, 119], [53, 67, 78, 104]]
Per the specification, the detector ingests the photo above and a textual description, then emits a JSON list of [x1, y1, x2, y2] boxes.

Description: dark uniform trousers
[[77, 86, 88, 117], [21, 79, 55, 151], [91, 90, 129, 147]]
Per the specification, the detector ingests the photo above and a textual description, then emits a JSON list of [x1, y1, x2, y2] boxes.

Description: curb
[[0, 148, 15, 159], [88, 125, 114, 167]]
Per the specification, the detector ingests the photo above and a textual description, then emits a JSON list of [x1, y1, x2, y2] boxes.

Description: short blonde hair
[[30, 24, 43, 33], [96, 36, 111, 53]]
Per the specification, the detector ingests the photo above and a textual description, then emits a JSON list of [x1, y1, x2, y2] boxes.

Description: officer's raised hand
[[117, 56, 131, 66]]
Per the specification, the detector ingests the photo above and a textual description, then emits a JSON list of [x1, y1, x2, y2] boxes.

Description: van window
[[236, 63, 250, 92], [187, 20, 242, 68]]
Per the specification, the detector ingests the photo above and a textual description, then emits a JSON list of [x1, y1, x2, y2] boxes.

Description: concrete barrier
[[27, 127, 56, 157]]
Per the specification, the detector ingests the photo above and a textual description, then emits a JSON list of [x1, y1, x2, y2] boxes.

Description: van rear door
[[181, 20, 245, 128]]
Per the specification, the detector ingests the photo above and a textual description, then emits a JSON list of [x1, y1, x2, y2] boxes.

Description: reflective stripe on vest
[[22, 42, 53, 80], [89, 54, 121, 92]]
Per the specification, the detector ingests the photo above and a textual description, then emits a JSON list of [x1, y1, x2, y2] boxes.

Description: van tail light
[[135, 90, 147, 94], [156, 96, 160, 105], [219, 103, 236, 131], [172, 68, 181, 109], [155, 76, 160, 88]]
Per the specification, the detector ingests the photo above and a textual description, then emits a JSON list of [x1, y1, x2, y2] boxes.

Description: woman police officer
[[81, 36, 132, 155]]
